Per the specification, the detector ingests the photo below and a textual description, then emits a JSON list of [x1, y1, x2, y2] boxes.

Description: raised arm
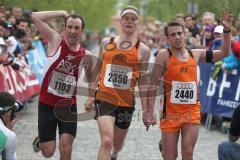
[[197, 9, 232, 62], [31, 11, 68, 56]]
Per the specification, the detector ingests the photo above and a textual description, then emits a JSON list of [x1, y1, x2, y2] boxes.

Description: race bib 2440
[[170, 81, 197, 104]]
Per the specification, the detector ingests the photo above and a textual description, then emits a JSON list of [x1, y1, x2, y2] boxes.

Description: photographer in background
[[0, 92, 24, 160]]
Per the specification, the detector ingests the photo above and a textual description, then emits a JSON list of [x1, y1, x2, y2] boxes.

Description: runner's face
[[65, 18, 82, 46], [167, 26, 186, 49], [120, 13, 138, 34]]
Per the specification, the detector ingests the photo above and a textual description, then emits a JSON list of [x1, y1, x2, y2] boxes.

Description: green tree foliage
[[122, 0, 240, 24], [2, 0, 117, 30], [2, 0, 240, 28]]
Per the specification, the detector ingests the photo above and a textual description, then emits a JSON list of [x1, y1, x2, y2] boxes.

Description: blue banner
[[26, 40, 47, 84], [199, 63, 240, 118]]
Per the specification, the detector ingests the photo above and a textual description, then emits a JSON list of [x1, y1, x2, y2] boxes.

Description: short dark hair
[[184, 15, 193, 21], [16, 18, 29, 26], [164, 21, 185, 36], [120, 5, 139, 16], [64, 14, 85, 30]]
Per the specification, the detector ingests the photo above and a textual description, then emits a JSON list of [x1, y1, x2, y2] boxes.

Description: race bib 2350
[[104, 64, 132, 90]]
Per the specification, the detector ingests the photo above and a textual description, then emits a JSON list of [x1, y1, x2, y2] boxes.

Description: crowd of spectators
[[0, 3, 239, 160], [0, 3, 239, 130]]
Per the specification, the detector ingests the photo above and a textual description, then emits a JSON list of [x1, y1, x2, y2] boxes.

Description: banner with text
[[26, 40, 47, 84], [0, 63, 40, 102], [199, 63, 240, 118]]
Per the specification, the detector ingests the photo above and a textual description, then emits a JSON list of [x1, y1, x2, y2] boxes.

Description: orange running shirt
[[161, 49, 201, 132], [96, 37, 140, 107]]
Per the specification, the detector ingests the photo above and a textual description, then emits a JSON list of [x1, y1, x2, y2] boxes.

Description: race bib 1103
[[47, 71, 76, 98]]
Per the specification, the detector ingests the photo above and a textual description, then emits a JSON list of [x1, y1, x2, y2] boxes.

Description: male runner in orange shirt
[[148, 9, 232, 160], [84, 6, 152, 160]]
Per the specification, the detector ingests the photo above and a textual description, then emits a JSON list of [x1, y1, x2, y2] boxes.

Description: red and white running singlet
[[39, 40, 85, 107]]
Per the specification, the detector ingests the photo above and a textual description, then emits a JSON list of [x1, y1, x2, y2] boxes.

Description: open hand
[[221, 8, 232, 31]]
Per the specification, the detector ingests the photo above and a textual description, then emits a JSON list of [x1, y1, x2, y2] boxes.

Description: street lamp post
[[188, 0, 198, 15]]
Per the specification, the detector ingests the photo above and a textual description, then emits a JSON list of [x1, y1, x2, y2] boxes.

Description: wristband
[[223, 29, 231, 33]]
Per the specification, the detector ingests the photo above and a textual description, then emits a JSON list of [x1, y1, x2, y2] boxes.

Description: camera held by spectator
[[0, 37, 21, 70]]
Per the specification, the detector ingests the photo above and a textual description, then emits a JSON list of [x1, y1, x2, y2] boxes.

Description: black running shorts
[[94, 100, 135, 129]]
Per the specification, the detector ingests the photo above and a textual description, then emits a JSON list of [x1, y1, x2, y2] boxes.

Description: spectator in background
[[0, 37, 8, 64], [200, 12, 216, 39], [0, 53, 8, 65], [0, 20, 6, 37], [221, 53, 240, 73], [218, 105, 240, 160], [174, 13, 185, 25], [201, 24, 215, 49], [211, 25, 224, 50], [11, 7, 22, 20], [6, 14, 16, 26], [0, 12, 5, 21], [0, 4, 6, 13], [184, 14, 199, 37], [230, 36, 240, 62], [0, 36, 21, 71], [0, 91, 24, 160], [201, 11, 216, 26], [13, 28, 27, 55], [0, 20, 19, 58], [192, 14, 201, 30], [211, 31, 240, 80], [12, 19, 34, 64], [185, 28, 201, 49], [15, 18, 29, 32], [0, 92, 17, 160]]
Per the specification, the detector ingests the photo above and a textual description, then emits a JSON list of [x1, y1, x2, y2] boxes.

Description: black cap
[[0, 20, 13, 29], [0, 92, 15, 113]]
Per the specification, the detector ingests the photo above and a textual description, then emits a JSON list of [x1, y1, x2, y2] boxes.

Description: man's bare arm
[[148, 49, 168, 113], [138, 43, 151, 112], [83, 37, 109, 111], [31, 11, 68, 56]]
